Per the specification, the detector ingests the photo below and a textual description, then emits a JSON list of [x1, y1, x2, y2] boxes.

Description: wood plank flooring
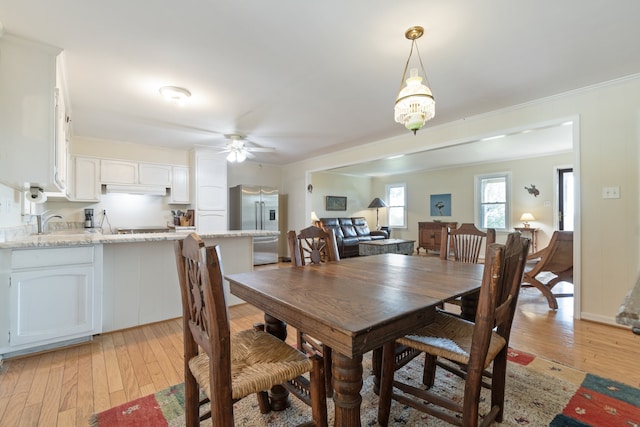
[[1, 276, 639, 426]]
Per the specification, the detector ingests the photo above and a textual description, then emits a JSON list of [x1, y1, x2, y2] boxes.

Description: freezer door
[[253, 235, 278, 265], [260, 186, 279, 231]]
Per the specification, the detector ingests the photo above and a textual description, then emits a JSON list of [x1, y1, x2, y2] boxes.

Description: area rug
[[89, 349, 640, 426]]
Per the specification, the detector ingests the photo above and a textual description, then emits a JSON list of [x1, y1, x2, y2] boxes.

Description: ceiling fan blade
[[245, 147, 276, 153]]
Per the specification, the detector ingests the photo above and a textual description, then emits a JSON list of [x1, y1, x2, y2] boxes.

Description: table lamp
[[519, 212, 535, 228], [368, 197, 388, 230], [310, 211, 320, 226]]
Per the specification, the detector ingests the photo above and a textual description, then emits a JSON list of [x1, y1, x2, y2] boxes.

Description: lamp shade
[[310, 211, 320, 222], [368, 198, 388, 208], [519, 213, 535, 222]]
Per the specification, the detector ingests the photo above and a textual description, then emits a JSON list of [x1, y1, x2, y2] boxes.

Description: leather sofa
[[319, 217, 388, 258]]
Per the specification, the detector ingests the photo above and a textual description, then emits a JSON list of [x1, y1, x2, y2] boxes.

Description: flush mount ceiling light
[[394, 26, 435, 135], [159, 86, 191, 105]]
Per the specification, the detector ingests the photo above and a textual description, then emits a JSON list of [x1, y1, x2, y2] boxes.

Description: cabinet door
[[139, 163, 172, 186], [197, 211, 227, 233], [195, 154, 227, 210], [0, 36, 60, 191], [71, 156, 101, 201], [170, 166, 190, 204], [100, 159, 138, 184], [10, 266, 97, 347]]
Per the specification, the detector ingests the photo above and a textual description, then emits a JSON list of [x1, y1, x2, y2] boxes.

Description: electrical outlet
[[602, 186, 620, 199]]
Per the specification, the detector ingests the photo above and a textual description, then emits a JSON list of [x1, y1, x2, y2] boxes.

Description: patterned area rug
[[89, 349, 640, 426]]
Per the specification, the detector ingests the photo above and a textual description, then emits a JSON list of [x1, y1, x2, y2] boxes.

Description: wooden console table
[[514, 227, 538, 253], [417, 221, 457, 254]]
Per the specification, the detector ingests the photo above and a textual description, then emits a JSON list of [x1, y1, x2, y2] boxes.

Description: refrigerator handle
[[255, 201, 260, 230], [260, 201, 266, 230]]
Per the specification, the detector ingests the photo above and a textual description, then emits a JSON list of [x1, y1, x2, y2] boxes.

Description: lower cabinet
[[1, 245, 103, 357], [417, 221, 458, 254]]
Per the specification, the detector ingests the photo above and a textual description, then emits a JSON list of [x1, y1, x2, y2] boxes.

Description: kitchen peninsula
[[0, 229, 277, 359]]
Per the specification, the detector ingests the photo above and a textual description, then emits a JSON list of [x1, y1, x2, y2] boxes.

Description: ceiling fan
[[218, 134, 276, 163]]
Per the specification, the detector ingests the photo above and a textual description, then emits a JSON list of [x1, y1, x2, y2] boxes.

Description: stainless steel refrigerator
[[229, 184, 279, 265]]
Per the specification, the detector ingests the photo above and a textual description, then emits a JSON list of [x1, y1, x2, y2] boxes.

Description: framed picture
[[430, 193, 452, 216], [326, 196, 347, 211]]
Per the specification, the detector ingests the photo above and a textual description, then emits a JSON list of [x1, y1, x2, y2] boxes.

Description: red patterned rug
[[90, 349, 640, 426]]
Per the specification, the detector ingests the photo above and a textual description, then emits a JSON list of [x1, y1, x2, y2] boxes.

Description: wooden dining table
[[225, 253, 485, 427]]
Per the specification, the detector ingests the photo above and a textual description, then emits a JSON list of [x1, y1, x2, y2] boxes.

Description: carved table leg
[[332, 351, 363, 427], [263, 313, 290, 411]]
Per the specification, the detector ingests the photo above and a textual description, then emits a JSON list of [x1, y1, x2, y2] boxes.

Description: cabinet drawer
[[12, 246, 94, 269]]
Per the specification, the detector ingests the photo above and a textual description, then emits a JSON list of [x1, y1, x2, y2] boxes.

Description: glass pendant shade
[[394, 68, 435, 134]]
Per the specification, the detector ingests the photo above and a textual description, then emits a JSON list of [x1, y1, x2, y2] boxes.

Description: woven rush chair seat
[[398, 312, 507, 369], [189, 328, 314, 400]]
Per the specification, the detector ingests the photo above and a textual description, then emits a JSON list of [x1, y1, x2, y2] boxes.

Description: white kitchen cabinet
[[100, 159, 138, 184], [2, 245, 103, 356], [192, 149, 227, 232], [169, 166, 190, 204], [0, 35, 63, 192], [197, 211, 227, 232], [139, 162, 172, 186], [69, 156, 101, 201], [54, 56, 70, 192]]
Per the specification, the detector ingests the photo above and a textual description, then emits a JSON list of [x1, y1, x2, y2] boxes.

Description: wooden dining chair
[[440, 223, 496, 263], [174, 233, 328, 427], [521, 230, 573, 309], [287, 225, 339, 396], [377, 233, 530, 427], [440, 223, 496, 320]]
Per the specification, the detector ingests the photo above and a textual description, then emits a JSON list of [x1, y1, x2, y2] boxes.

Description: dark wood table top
[[226, 254, 484, 358]]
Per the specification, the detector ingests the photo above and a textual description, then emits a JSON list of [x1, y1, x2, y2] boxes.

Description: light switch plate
[[602, 186, 620, 199]]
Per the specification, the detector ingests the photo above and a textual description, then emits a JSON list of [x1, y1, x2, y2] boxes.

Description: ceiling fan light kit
[[220, 134, 275, 163], [394, 26, 435, 135]]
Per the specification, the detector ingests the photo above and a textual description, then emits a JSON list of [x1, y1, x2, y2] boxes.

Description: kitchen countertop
[[0, 229, 280, 249]]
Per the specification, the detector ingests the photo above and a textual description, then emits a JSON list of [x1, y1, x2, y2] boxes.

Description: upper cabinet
[[0, 35, 65, 193], [100, 160, 138, 184], [139, 163, 172, 186]]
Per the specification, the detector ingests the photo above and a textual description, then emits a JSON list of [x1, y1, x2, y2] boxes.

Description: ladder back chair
[[440, 223, 496, 263], [287, 225, 339, 396], [440, 223, 496, 320], [174, 233, 328, 427], [377, 233, 530, 427], [521, 230, 573, 309]]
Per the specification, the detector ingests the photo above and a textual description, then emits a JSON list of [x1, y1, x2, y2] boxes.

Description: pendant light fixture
[[394, 26, 435, 135]]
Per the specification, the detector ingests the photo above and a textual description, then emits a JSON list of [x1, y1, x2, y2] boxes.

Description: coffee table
[[358, 238, 415, 256]]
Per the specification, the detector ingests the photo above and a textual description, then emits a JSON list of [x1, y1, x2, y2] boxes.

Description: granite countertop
[[615, 275, 640, 334], [0, 229, 280, 249]]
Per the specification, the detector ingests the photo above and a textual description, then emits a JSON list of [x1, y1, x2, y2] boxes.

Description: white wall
[[309, 172, 374, 223], [282, 75, 640, 324]]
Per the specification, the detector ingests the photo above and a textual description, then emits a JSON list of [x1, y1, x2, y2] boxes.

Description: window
[[476, 173, 510, 230], [386, 183, 407, 228]]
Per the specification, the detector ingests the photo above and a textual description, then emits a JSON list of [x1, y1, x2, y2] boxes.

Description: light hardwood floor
[[0, 275, 639, 426]]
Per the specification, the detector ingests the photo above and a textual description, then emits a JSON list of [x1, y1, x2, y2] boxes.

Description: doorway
[[558, 168, 574, 231]]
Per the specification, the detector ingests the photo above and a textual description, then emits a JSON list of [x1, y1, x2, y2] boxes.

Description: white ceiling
[[1, 1, 639, 168]]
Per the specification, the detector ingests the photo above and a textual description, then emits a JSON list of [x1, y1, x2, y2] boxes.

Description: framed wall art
[[326, 195, 347, 211], [430, 193, 451, 216]]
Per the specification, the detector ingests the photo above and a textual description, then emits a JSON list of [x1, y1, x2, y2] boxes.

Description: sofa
[[319, 217, 389, 258]]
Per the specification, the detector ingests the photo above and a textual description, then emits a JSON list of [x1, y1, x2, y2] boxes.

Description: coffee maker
[[84, 208, 94, 228]]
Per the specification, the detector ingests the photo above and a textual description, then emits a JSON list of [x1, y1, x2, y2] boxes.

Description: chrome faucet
[[36, 213, 63, 234]]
